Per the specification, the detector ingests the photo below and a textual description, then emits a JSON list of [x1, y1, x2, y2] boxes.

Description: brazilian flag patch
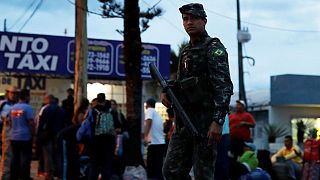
[[213, 48, 225, 57]]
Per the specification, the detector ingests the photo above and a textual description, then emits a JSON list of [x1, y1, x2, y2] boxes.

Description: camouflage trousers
[[162, 131, 217, 180], [1, 123, 12, 180]]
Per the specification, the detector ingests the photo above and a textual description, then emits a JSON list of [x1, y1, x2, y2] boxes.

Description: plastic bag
[[122, 165, 147, 180]]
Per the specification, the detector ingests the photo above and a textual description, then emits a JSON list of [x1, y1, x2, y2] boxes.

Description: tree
[[97, 0, 162, 166], [169, 51, 178, 79], [98, 0, 162, 33], [170, 41, 188, 78], [264, 123, 289, 143], [122, 0, 143, 166]]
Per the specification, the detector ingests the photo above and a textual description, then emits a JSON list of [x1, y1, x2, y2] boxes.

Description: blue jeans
[[42, 141, 54, 178], [285, 160, 301, 180]]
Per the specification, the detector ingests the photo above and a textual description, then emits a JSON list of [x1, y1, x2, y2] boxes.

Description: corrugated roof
[[230, 89, 270, 109]]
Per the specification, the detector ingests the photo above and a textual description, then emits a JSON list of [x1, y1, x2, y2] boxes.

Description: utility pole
[[4, 19, 7, 32], [236, 0, 247, 105], [74, 0, 88, 112]]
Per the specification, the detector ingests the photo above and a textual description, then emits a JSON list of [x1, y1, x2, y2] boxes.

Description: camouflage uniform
[[162, 3, 233, 180]]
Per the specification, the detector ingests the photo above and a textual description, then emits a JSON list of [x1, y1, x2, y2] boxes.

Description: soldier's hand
[[160, 92, 171, 108], [207, 121, 222, 145]]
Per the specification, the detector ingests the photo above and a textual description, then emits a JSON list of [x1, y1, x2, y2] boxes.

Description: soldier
[[161, 3, 233, 180]]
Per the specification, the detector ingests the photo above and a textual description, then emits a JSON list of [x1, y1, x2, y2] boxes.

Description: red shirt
[[229, 112, 256, 141]]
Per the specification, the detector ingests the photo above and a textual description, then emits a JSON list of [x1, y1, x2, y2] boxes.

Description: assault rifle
[[149, 63, 200, 137]]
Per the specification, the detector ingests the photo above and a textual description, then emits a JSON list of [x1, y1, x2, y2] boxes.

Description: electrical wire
[[148, 0, 163, 11], [167, 0, 178, 9], [142, 0, 185, 35], [18, 0, 44, 32], [9, 0, 38, 30], [159, 16, 185, 35], [66, 0, 104, 16], [181, 0, 320, 33]]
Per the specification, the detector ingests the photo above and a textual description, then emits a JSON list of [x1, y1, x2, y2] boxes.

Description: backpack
[[94, 109, 115, 136], [76, 108, 94, 142], [76, 108, 115, 143]]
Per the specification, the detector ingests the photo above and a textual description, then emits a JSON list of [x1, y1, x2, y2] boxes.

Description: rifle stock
[[149, 63, 200, 137]]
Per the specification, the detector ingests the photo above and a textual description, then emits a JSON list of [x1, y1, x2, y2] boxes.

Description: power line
[[9, 0, 38, 30], [207, 8, 320, 33], [142, 0, 185, 35], [141, 0, 163, 12], [18, 0, 44, 32], [68, 0, 183, 35], [167, 0, 179, 8], [148, 0, 163, 11], [66, 0, 104, 16], [159, 16, 185, 35], [181, 0, 320, 33]]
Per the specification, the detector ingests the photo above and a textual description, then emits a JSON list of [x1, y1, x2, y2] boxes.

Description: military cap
[[179, 3, 207, 18]]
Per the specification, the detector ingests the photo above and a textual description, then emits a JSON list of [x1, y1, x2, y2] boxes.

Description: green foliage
[[170, 41, 188, 78], [170, 50, 178, 75], [296, 120, 306, 143], [264, 123, 289, 142], [99, 0, 163, 33], [308, 128, 318, 139], [178, 41, 188, 52]]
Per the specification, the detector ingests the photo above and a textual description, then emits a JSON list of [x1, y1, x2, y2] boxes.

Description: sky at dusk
[[1, 0, 320, 92]]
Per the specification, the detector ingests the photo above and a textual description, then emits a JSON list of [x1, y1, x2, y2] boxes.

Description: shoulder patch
[[212, 48, 225, 57]]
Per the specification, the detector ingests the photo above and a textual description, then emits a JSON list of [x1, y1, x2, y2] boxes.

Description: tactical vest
[[177, 37, 223, 110]]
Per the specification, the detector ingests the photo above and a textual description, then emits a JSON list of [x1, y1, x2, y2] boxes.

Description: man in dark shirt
[[38, 94, 65, 179], [62, 88, 74, 126]]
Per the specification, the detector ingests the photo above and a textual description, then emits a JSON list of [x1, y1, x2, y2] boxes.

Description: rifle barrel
[[149, 63, 200, 137]]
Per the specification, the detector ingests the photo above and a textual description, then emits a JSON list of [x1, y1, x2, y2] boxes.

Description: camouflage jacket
[[176, 31, 233, 126]]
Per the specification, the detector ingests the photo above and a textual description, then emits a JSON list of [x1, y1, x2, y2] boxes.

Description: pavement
[[31, 161, 46, 180], [0, 160, 45, 180]]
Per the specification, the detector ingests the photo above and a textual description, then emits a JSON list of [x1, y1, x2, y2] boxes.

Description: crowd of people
[[0, 86, 129, 180], [0, 87, 313, 180]]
